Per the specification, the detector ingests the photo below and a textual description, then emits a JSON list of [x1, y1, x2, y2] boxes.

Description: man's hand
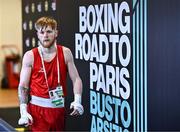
[[70, 94, 84, 116], [70, 101, 84, 116], [18, 104, 33, 126]]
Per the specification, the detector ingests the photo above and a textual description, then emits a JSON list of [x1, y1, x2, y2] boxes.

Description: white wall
[[0, 0, 22, 87], [0, 2, 2, 44]]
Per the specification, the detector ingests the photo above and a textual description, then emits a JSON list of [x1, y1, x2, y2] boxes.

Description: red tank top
[[30, 45, 67, 98]]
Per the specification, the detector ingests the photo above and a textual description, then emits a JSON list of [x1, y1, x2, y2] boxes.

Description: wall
[[0, 0, 3, 83], [0, 2, 2, 44], [148, 0, 180, 130], [0, 0, 22, 87]]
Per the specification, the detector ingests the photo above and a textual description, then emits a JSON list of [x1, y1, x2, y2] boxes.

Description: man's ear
[[55, 30, 58, 37], [37, 32, 40, 39]]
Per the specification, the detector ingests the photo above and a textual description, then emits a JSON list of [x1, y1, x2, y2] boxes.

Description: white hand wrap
[[18, 104, 33, 126], [70, 94, 84, 115]]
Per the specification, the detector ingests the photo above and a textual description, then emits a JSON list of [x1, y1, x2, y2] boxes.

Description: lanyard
[[38, 46, 60, 90]]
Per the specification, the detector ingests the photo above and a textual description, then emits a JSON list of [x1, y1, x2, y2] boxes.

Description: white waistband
[[30, 95, 64, 108]]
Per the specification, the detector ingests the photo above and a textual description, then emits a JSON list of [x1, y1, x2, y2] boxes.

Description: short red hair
[[35, 16, 57, 30]]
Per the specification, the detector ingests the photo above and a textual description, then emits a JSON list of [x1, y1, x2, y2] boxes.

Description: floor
[[0, 88, 19, 108], [0, 88, 20, 130]]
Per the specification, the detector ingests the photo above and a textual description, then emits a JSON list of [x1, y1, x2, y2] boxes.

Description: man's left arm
[[63, 47, 84, 116]]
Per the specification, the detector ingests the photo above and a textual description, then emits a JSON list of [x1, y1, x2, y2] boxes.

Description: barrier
[[0, 118, 15, 131]]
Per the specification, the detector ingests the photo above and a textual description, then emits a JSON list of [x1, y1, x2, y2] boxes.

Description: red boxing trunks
[[28, 103, 66, 131]]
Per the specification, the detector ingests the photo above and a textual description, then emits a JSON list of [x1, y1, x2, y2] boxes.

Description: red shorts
[[28, 103, 66, 131]]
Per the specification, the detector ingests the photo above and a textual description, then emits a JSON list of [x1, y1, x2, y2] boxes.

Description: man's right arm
[[18, 50, 33, 104], [18, 50, 34, 126]]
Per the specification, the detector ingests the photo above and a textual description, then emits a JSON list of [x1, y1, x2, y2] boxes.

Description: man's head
[[35, 17, 58, 48]]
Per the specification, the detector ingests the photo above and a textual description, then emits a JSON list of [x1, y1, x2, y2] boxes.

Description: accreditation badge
[[49, 85, 64, 107]]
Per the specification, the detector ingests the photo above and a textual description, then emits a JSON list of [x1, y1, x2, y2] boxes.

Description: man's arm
[[18, 50, 33, 104], [63, 47, 83, 116], [18, 50, 33, 125], [64, 47, 82, 95]]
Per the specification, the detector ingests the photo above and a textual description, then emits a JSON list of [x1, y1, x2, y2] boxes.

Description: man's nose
[[43, 32, 48, 37]]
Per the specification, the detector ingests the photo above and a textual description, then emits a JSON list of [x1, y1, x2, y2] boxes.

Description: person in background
[[17, 16, 84, 131]]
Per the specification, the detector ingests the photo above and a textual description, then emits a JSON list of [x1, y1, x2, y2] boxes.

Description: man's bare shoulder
[[62, 46, 73, 63], [22, 50, 34, 67], [62, 46, 71, 53], [62, 46, 73, 57], [24, 50, 33, 57]]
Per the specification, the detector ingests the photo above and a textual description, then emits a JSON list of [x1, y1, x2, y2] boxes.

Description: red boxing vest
[[30, 45, 67, 98]]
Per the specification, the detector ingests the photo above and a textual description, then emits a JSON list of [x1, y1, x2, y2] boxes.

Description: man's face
[[37, 26, 57, 48]]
